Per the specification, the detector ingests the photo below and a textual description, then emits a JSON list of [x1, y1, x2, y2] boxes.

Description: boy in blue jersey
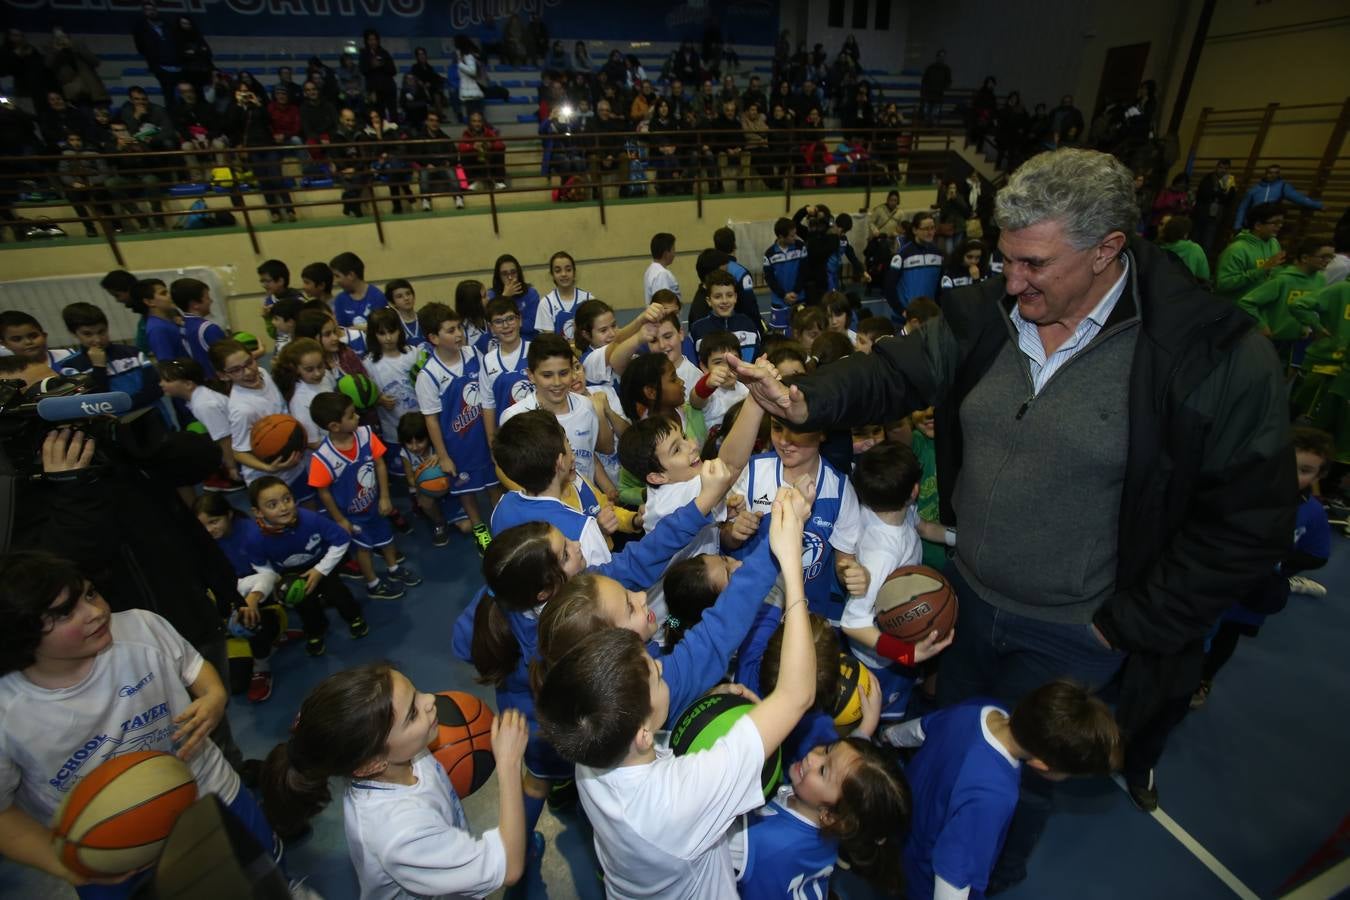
[[414, 301, 500, 554], [245, 475, 368, 657], [688, 270, 763, 363], [308, 392, 422, 602], [828, 213, 869, 292], [884, 680, 1120, 900], [58, 302, 163, 413], [885, 211, 944, 322], [763, 217, 806, 333], [170, 277, 229, 378], [711, 227, 766, 338], [257, 259, 304, 322], [490, 408, 611, 566], [0, 312, 78, 373], [385, 278, 427, 349], [479, 296, 533, 446], [330, 251, 388, 329], [137, 278, 188, 363], [727, 415, 864, 621]]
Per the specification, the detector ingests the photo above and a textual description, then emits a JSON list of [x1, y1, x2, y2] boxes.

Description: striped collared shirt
[[1010, 257, 1130, 395]]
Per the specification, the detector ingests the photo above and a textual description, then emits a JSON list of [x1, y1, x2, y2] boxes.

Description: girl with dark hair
[[489, 254, 542, 340], [940, 239, 989, 293], [260, 663, 531, 893], [454, 278, 493, 354]]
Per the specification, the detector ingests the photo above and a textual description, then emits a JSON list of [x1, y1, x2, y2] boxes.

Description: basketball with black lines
[[50, 750, 199, 878], [428, 692, 496, 798], [874, 565, 958, 642]]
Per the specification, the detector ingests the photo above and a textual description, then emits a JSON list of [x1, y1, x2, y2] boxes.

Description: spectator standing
[[131, 2, 183, 103], [223, 78, 296, 222], [0, 29, 57, 114], [1233, 164, 1324, 232], [527, 14, 549, 66], [919, 50, 951, 123], [502, 12, 528, 66], [1149, 173, 1191, 236], [1192, 158, 1236, 257], [994, 91, 1026, 171], [173, 16, 213, 94], [359, 28, 398, 122], [410, 47, 446, 118], [43, 27, 107, 107], [456, 37, 486, 120], [1050, 95, 1085, 147], [968, 76, 997, 152]]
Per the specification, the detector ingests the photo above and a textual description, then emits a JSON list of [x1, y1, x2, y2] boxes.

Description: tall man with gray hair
[[733, 148, 1295, 896]]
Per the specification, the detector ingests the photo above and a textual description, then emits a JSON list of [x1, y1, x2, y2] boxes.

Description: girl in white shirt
[[365, 308, 423, 475], [271, 337, 336, 450], [534, 250, 595, 341], [157, 357, 240, 482], [261, 663, 531, 900]]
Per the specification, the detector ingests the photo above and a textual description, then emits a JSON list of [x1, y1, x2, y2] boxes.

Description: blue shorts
[[450, 463, 499, 497], [348, 510, 394, 550], [76, 785, 278, 900], [441, 494, 469, 523], [524, 728, 574, 781], [861, 658, 917, 721]]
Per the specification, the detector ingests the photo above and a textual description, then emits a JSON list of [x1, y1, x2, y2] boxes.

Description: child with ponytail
[[261, 663, 530, 897], [270, 337, 334, 449]]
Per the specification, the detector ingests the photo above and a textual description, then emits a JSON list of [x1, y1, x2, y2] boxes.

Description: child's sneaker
[[390, 566, 422, 587], [247, 671, 273, 703], [392, 550, 407, 565], [349, 616, 370, 638], [1288, 575, 1327, 598], [390, 508, 413, 534], [432, 523, 451, 546], [338, 558, 364, 581], [367, 578, 405, 600], [1189, 678, 1212, 709], [472, 522, 492, 555], [305, 637, 326, 657]]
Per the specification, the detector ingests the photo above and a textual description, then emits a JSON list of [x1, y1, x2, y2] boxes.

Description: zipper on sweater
[[1015, 396, 1034, 419]]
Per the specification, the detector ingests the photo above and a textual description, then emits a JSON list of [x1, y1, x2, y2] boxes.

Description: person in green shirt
[[1237, 236, 1333, 362], [1158, 215, 1210, 284], [1215, 202, 1286, 301], [1290, 278, 1350, 463]]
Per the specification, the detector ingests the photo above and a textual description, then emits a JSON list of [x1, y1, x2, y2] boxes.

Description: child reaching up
[[535, 483, 819, 897], [261, 663, 531, 898]]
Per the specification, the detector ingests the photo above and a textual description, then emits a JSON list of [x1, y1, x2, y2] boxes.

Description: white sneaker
[[493, 181, 507, 189], [454, 195, 465, 209], [289, 877, 324, 899], [1288, 575, 1327, 598], [420, 199, 431, 212]]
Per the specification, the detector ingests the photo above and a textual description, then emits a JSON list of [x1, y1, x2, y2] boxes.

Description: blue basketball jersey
[[246, 508, 350, 574], [490, 486, 611, 567], [333, 285, 387, 328], [487, 285, 543, 340], [739, 787, 838, 900], [537, 287, 593, 341], [415, 347, 492, 475], [738, 452, 861, 620], [397, 313, 427, 348], [181, 315, 227, 377], [481, 340, 534, 414], [311, 426, 382, 516]]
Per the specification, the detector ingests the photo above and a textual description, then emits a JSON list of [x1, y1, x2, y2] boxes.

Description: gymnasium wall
[[2, 187, 935, 338]]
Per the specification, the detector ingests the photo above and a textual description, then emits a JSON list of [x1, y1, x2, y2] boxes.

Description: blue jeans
[[936, 563, 1126, 889]]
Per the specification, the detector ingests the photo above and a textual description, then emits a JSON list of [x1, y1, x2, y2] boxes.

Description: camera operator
[[793, 203, 842, 305], [1, 377, 247, 773]]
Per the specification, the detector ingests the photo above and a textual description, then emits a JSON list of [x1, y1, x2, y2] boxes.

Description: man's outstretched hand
[[728, 356, 808, 424]]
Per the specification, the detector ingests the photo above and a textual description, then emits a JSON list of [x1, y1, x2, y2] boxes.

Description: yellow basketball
[[833, 654, 875, 732]]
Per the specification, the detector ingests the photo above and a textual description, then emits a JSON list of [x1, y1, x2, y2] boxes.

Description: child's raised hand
[[767, 485, 807, 565], [490, 708, 529, 766], [912, 627, 956, 664], [705, 360, 732, 389], [596, 504, 620, 534], [642, 302, 667, 324], [726, 507, 763, 543], [697, 458, 735, 511], [788, 472, 816, 515]]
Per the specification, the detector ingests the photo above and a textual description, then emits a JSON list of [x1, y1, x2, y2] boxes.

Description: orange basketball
[[249, 414, 306, 463], [874, 564, 958, 642], [428, 692, 495, 798], [51, 750, 199, 879]]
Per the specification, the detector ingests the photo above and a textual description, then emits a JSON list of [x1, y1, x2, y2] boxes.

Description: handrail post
[[785, 157, 793, 213], [230, 149, 261, 255], [1238, 103, 1280, 195], [488, 184, 499, 235], [1184, 106, 1212, 172], [593, 156, 606, 227], [695, 129, 704, 220], [863, 127, 874, 211], [368, 178, 386, 245]]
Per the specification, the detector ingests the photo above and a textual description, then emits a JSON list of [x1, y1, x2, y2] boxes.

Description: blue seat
[[169, 183, 207, 197], [122, 67, 149, 76], [301, 176, 334, 189]]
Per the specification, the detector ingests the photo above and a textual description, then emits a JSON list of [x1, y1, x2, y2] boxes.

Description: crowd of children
[[0, 200, 1342, 900]]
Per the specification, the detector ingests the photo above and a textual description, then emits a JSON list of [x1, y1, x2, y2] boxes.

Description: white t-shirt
[[189, 384, 232, 441], [702, 382, 749, 433], [230, 368, 304, 484], [0, 609, 240, 824], [344, 751, 506, 900], [499, 392, 601, 482], [643, 471, 722, 562], [289, 374, 336, 447], [841, 505, 923, 669], [644, 261, 681, 303], [675, 357, 702, 405], [587, 384, 625, 485], [582, 345, 616, 392], [365, 349, 421, 444], [577, 714, 766, 900]]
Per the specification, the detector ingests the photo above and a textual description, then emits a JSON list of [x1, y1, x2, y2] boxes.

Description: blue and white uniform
[[59, 344, 162, 411], [334, 285, 387, 328], [689, 312, 762, 363], [179, 314, 228, 378], [885, 239, 944, 318], [763, 239, 807, 332], [245, 507, 351, 592], [309, 426, 392, 550], [739, 786, 838, 900], [479, 340, 534, 418], [488, 285, 542, 341], [499, 392, 600, 483], [394, 312, 427, 348], [534, 287, 594, 341], [415, 347, 497, 494], [490, 487, 611, 567], [145, 315, 187, 363]]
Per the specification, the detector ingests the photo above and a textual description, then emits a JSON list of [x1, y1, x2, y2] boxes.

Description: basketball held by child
[[670, 692, 781, 798], [428, 692, 495, 798], [50, 750, 199, 879], [874, 565, 958, 642], [249, 414, 305, 463], [414, 458, 451, 497], [832, 653, 875, 732], [337, 373, 380, 411]]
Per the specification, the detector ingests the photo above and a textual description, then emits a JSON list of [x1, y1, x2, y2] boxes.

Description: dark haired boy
[[300, 261, 336, 308], [842, 441, 952, 720], [267, 295, 304, 354], [245, 475, 368, 656], [688, 269, 762, 364], [691, 330, 748, 433], [100, 268, 148, 352], [855, 315, 896, 354], [414, 302, 498, 553], [762, 217, 806, 332], [59, 302, 163, 412], [1215, 201, 1285, 302], [329, 251, 387, 329], [170, 277, 228, 378], [644, 231, 681, 302], [0, 311, 78, 370], [308, 392, 420, 601], [491, 408, 612, 567], [479, 295, 532, 447], [384, 278, 426, 348], [257, 259, 304, 333], [651, 310, 703, 405], [0, 551, 271, 891], [885, 679, 1121, 900]]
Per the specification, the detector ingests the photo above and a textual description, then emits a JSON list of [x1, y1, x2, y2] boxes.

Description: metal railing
[[0, 123, 963, 264]]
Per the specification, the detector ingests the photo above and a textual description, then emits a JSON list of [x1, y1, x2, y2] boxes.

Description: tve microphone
[[36, 392, 134, 422]]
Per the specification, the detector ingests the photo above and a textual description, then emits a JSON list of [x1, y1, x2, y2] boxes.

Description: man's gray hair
[[994, 149, 1137, 249]]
